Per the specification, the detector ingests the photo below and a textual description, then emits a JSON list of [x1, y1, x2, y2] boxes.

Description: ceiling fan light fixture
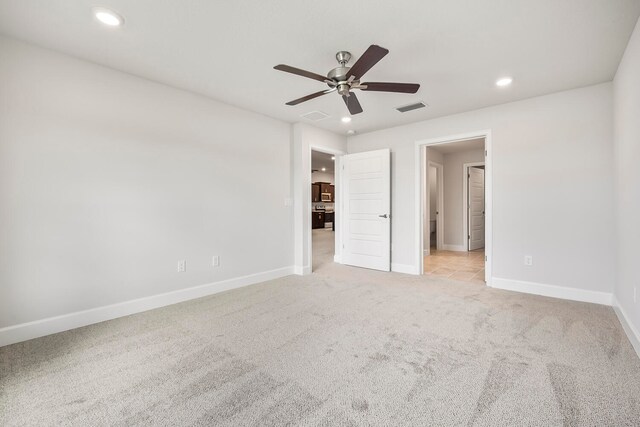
[[341, 117, 352, 123], [347, 130, 356, 135]]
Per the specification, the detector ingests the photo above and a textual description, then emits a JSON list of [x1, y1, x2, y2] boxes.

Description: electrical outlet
[[177, 259, 186, 273], [524, 255, 533, 266], [212, 255, 220, 267]]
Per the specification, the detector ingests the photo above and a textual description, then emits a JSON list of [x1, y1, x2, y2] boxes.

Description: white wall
[[442, 148, 485, 248], [0, 37, 294, 330], [613, 17, 640, 348], [348, 83, 615, 299], [311, 171, 335, 184], [292, 123, 346, 274]]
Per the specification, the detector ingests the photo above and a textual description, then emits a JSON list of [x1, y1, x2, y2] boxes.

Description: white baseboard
[[293, 265, 311, 275], [0, 266, 295, 348], [612, 295, 640, 358], [490, 277, 613, 306], [392, 263, 420, 275], [443, 244, 467, 252]]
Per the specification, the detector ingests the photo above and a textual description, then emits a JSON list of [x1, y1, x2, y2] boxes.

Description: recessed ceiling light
[[496, 77, 513, 87], [347, 130, 356, 135], [331, 156, 335, 160], [341, 117, 352, 123], [321, 167, 326, 172], [93, 7, 124, 27]]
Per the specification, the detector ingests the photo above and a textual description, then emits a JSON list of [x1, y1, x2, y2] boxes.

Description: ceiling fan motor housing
[[328, 65, 353, 96]]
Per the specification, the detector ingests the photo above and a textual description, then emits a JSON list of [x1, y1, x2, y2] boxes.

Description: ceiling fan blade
[[286, 88, 335, 106], [346, 45, 389, 80], [274, 64, 329, 83], [343, 93, 363, 115], [360, 82, 420, 93]]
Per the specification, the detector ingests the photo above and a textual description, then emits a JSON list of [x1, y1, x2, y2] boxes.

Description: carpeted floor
[[1, 229, 639, 426]]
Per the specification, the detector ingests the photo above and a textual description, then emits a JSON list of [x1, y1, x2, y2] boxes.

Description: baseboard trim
[[333, 254, 342, 263], [293, 265, 311, 275], [392, 263, 419, 275], [490, 277, 613, 306], [612, 296, 640, 358], [0, 266, 295, 348], [443, 244, 467, 252]]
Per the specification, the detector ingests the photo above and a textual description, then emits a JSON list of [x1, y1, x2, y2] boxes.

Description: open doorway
[[419, 135, 490, 284], [311, 150, 336, 271]]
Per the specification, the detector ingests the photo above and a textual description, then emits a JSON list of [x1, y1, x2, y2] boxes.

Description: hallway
[[424, 249, 485, 284]]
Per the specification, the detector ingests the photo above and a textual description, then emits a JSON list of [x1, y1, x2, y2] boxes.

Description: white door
[[468, 167, 485, 250], [341, 149, 391, 271]]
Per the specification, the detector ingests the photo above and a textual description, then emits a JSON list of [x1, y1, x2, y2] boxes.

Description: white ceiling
[[312, 151, 335, 174], [1, 1, 638, 135], [429, 138, 485, 154]]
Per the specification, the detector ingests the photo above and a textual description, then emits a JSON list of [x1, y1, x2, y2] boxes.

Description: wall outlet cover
[[524, 255, 533, 266], [178, 259, 186, 273], [212, 255, 220, 267]]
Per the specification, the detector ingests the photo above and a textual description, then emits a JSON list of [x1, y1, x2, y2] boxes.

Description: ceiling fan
[[274, 45, 420, 115]]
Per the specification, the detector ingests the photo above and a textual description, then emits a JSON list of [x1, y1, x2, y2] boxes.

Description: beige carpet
[[1, 229, 639, 425]]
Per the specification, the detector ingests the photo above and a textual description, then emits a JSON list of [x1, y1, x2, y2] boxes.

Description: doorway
[[416, 131, 492, 284], [311, 150, 337, 271], [425, 161, 443, 255]]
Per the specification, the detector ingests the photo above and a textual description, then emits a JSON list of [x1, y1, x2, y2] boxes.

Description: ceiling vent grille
[[396, 102, 427, 113], [301, 111, 329, 121]]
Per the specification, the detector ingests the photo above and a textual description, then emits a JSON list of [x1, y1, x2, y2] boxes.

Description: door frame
[[425, 161, 444, 255], [414, 130, 492, 283], [463, 162, 485, 251]]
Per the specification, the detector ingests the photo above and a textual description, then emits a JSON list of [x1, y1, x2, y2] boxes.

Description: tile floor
[[424, 247, 485, 284]]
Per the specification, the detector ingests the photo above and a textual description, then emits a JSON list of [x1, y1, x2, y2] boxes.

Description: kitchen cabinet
[[320, 183, 332, 194], [314, 182, 335, 202], [311, 183, 321, 203], [312, 211, 325, 229], [324, 212, 334, 224]]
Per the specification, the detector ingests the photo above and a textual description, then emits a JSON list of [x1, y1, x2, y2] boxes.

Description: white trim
[[462, 161, 485, 252], [392, 263, 419, 275], [442, 244, 467, 252], [613, 296, 640, 358], [0, 266, 295, 347], [415, 130, 493, 281], [490, 277, 612, 306]]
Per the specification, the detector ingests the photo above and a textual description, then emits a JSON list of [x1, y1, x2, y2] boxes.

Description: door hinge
[[468, 235, 471, 240], [485, 150, 487, 157], [485, 256, 487, 261]]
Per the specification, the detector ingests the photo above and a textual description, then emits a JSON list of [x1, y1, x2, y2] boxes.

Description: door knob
[[378, 214, 389, 218]]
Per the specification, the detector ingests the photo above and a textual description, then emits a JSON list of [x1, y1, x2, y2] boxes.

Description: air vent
[[396, 102, 427, 113], [301, 111, 329, 121]]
